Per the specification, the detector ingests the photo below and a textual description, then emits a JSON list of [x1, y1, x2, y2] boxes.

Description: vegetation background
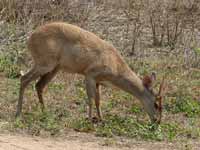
[[0, 0, 199, 149]]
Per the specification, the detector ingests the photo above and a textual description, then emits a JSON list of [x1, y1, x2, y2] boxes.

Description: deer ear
[[142, 72, 156, 89], [142, 75, 152, 89]]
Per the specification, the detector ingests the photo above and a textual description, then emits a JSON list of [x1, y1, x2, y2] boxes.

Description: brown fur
[[16, 22, 160, 123]]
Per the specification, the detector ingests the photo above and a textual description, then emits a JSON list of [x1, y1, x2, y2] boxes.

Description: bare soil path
[[0, 132, 199, 150]]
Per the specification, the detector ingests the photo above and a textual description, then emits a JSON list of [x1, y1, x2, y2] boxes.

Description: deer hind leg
[[16, 67, 40, 117], [35, 66, 59, 111], [95, 83, 102, 121]]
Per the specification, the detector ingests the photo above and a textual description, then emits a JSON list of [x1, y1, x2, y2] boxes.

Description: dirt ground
[[0, 132, 199, 150], [0, 134, 119, 150]]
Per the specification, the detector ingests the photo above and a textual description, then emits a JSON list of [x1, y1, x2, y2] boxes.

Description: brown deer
[[16, 22, 165, 123]]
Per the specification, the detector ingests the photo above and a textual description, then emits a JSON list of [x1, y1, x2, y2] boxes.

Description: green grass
[[74, 115, 181, 141], [0, 61, 199, 141], [0, 27, 199, 141], [170, 96, 200, 117], [14, 109, 64, 135]]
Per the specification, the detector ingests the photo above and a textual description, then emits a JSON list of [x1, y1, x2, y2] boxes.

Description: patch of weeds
[[190, 70, 200, 79], [0, 24, 26, 78], [71, 117, 94, 132], [48, 83, 65, 92], [106, 100, 119, 110], [75, 83, 88, 111], [0, 54, 20, 78], [1, 78, 20, 104], [184, 127, 200, 139], [14, 117, 26, 129], [118, 92, 132, 101], [171, 96, 200, 117], [106, 91, 132, 109], [130, 105, 141, 114], [53, 106, 70, 121], [13, 106, 64, 135], [194, 47, 200, 55], [183, 118, 200, 139], [161, 123, 180, 141], [95, 114, 181, 141], [76, 85, 87, 100]]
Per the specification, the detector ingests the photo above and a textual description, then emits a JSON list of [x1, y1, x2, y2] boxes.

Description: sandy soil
[[0, 132, 199, 150], [0, 133, 126, 150], [0, 134, 119, 150]]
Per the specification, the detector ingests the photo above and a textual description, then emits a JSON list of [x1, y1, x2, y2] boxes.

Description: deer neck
[[109, 67, 158, 122], [111, 67, 144, 96]]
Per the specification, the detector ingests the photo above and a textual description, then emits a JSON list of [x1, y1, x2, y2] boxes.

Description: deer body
[[16, 22, 162, 123]]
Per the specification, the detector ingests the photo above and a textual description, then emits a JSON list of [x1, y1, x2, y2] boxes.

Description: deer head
[[142, 72, 166, 124]]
